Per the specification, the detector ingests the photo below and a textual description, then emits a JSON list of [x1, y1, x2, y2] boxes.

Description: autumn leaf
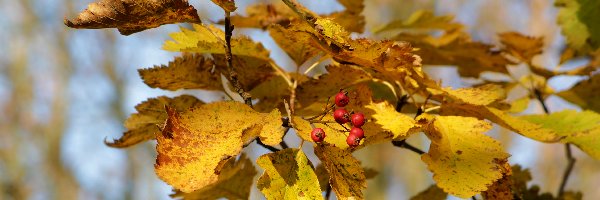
[[227, 3, 298, 28], [296, 64, 372, 107], [482, 162, 513, 200], [440, 103, 562, 142], [105, 95, 203, 148], [440, 84, 507, 106], [212, 55, 276, 91], [556, 0, 600, 52], [256, 148, 322, 200], [171, 154, 256, 199], [520, 110, 600, 159], [315, 164, 378, 191], [155, 101, 283, 192], [324, 0, 366, 33], [315, 18, 352, 49], [314, 145, 366, 200], [375, 10, 462, 33], [363, 100, 415, 139], [64, 0, 200, 35], [410, 185, 447, 200], [557, 74, 600, 113], [419, 114, 510, 198], [163, 24, 271, 61], [268, 22, 322, 66], [499, 32, 544, 62], [138, 53, 222, 91], [211, 0, 236, 12]]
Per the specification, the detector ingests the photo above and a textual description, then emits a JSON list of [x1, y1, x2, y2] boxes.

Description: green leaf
[[314, 145, 366, 200], [419, 114, 510, 198], [105, 95, 203, 148], [556, 0, 600, 52], [171, 154, 256, 199], [256, 148, 322, 200], [138, 53, 222, 91], [520, 110, 600, 159]]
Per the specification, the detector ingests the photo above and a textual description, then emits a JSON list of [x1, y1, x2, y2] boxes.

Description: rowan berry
[[346, 133, 361, 148], [334, 90, 349, 107], [350, 112, 365, 127], [311, 128, 326, 143], [333, 108, 350, 124], [349, 127, 364, 139]]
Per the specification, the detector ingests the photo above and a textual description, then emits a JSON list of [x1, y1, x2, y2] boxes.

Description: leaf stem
[[224, 11, 252, 107], [534, 87, 575, 197], [325, 184, 332, 199], [280, 0, 317, 26]]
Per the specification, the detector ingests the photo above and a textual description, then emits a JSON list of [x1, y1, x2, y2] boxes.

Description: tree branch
[[256, 138, 280, 152], [392, 140, 425, 155], [224, 11, 252, 107], [534, 87, 575, 197]]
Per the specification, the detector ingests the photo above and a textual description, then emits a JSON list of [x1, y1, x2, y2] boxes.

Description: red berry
[[351, 112, 365, 127], [333, 108, 350, 124], [346, 133, 361, 148], [335, 90, 349, 107], [350, 127, 364, 138], [311, 128, 326, 143]]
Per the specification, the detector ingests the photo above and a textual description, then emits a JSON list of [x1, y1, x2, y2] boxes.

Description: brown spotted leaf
[[314, 145, 366, 200], [499, 32, 544, 62], [170, 154, 256, 199], [155, 101, 283, 192], [64, 0, 201, 35], [557, 73, 600, 113], [211, 0, 236, 12], [138, 53, 222, 91], [482, 162, 513, 200], [441, 84, 507, 106], [105, 95, 203, 148], [410, 185, 447, 200]]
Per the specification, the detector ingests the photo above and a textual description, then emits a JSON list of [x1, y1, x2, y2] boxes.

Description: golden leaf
[[64, 0, 200, 35], [520, 110, 600, 159], [482, 162, 513, 200], [324, 0, 366, 33], [557, 74, 600, 113], [419, 114, 510, 198], [256, 148, 322, 200], [138, 54, 222, 91], [211, 0, 236, 12], [441, 84, 507, 106], [105, 95, 203, 148], [268, 22, 322, 66], [155, 101, 283, 192], [410, 185, 447, 200], [499, 32, 544, 62], [212, 55, 276, 91], [314, 145, 366, 200], [315, 164, 378, 191], [440, 103, 562, 142], [315, 18, 352, 49], [163, 24, 271, 61], [375, 10, 462, 33], [228, 3, 297, 28], [364, 100, 415, 139], [296, 64, 372, 107], [171, 154, 256, 199]]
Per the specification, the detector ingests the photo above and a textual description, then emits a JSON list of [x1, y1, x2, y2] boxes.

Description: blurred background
[[0, 0, 598, 199]]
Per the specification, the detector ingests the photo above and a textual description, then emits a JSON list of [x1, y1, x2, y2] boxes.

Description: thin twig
[[392, 140, 425, 155], [256, 138, 280, 152], [534, 87, 576, 197], [325, 184, 332, 199], [280, 0, 317, 25], [224, 11, 252, 107]]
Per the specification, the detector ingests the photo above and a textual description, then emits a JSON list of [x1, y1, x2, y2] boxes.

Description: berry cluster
[[311, 90, 366, 148]]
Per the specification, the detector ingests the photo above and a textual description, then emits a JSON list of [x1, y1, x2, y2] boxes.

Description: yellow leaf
[[508, 97, 530, 113], [105, 95, 203, 148], [314, 145, 366, 200], [64, 0, 201, 35], [557, 74, 600, 113], [138, 53, 222, 91], [315, 18, 351, 49], [315, 164, 378, 191], [410, 185, 447, 200], [210, 0, 236, 12], [268, 22, 322, 66], [171, 154, 256, 199], [155, 101, 283, 192], [375, 10, 462, 33], [212, 54, 276, 91], [364, 100, 415, 138], [419, 114, 510, 198], [441, 103, 562, 142], [442, 84, 506, 106], [227, 3, 297, 28], [163, 24, 271, 61], [499, 32, 544, 62], [520, 110, 600, 159], [256, 148, 322, 200]]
